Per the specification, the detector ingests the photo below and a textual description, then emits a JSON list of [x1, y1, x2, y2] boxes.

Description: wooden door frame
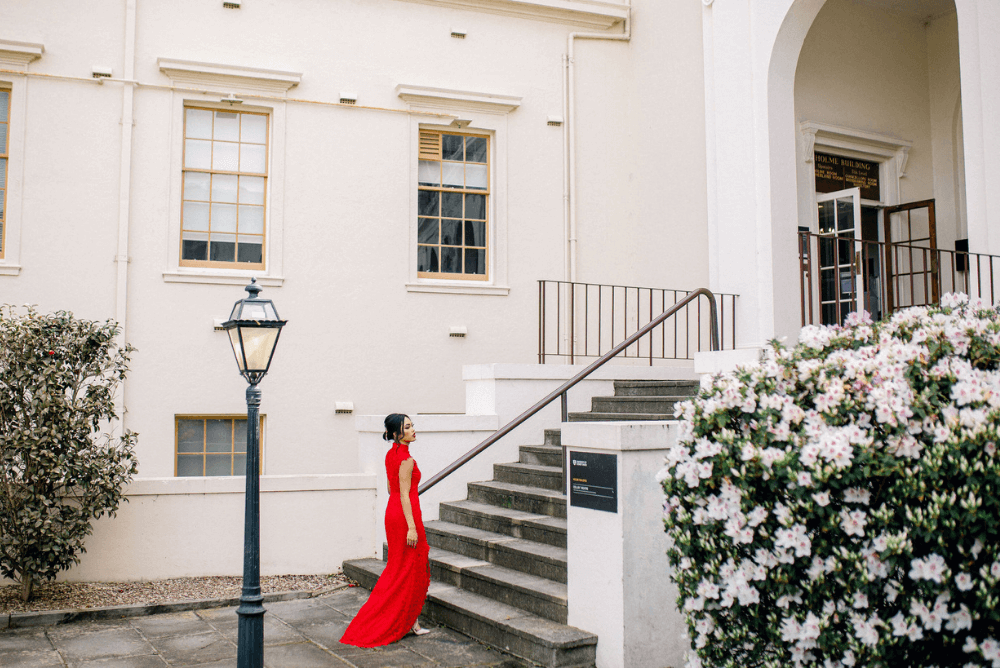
[[882, 199, 937, 312]]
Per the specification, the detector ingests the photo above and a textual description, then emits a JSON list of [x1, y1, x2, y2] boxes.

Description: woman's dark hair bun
[[383, 413, 409, 443]]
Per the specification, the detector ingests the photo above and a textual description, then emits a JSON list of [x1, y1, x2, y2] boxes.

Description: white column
[[563, 421, 687, 668]]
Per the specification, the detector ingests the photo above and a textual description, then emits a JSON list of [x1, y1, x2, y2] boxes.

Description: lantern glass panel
[[228, 329, 245, 370], [240, 326, 279, 371]]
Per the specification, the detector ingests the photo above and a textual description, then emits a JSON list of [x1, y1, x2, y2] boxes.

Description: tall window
[[0, 89, 10, 258], [175, 416, 262, 477], [417, 130, 489, 280], [181, 107, 268, 269]]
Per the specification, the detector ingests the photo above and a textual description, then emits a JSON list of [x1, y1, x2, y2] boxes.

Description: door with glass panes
[[816, 188, 863, 325]]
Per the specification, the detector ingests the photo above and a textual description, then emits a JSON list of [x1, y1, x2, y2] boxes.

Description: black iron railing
[[537, 281, 737, 364], [419, 288, 720, 495], [798, 230, 1000, 326]]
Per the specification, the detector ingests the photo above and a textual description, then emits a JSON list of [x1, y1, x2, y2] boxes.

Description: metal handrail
[[418, 287, 719, 495]]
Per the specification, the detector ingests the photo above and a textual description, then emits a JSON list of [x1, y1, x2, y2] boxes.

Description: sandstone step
[[426, 547, 568, 623], [439, 499, 567, 548], [467, 480, 567, 518], [520, 444, 563, 469], [424, 520, 567, 583], [590, 395, 682, 415], [566, 411, 675, 422], [612, 379, 700, 397], [544, 429, 562, 447], [343, 558, 596, 668], [494, 462, 564, 491]]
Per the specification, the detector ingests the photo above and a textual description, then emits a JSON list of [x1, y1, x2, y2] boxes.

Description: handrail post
[[560, 392, 568, 423]]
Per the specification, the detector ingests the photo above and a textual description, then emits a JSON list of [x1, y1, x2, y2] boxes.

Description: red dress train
[[340, 442, 430, 647]]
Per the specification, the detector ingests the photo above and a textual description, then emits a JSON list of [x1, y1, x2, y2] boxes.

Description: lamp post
[[221, 277, 286, 668]]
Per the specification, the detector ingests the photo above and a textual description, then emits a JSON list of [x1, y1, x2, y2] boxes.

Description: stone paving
[[0, 586, 530, 667]]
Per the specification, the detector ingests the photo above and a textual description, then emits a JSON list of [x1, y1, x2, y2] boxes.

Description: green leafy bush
[[659, 296, 1000, 668], [0, 305, 138, 601]]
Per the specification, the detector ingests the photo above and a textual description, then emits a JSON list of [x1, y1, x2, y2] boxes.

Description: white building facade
[[1, 0, 998, 583]]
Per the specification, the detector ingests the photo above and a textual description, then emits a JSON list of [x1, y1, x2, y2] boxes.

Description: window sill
[[0, 264, 22, 276], [406, 282, 509, 296], [163, 269, 284, 287]]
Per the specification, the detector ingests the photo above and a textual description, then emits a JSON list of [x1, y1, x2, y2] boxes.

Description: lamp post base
[[236, 596, 265, 668]]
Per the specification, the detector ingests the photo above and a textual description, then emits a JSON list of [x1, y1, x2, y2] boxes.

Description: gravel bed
[[0, 572, 349, 614]]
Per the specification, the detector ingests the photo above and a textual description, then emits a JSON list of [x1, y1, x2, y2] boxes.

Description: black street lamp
[[222, 277, 286, 668]]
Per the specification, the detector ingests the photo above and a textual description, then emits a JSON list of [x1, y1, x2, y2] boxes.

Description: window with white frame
[[175, 415, 263, 477], [0, 88, 9, 258], [180, 107, 268, 269], [417, 130, 490, 280]]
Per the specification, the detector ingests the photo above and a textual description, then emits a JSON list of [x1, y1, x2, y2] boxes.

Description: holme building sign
[[814, 152, 881, 200], [569, 451, 617, 513]]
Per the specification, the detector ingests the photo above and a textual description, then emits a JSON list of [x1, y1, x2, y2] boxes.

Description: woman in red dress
[[341, 413, 431, 646]]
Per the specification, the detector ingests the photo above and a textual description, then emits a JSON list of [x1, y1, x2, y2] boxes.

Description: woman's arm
[[398, 458, 418, 547]]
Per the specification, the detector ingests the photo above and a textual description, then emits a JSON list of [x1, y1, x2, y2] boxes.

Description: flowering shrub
[[659, 295, 1000, 668]]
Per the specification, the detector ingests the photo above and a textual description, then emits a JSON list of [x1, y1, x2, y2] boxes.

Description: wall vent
[[223, 1, 241, 8], [339, 97, 357, 105], [335, 402, 354, 414], [92, 67, 113, 79], [451, 31, 467, 39], [547, 116, 564, 127]]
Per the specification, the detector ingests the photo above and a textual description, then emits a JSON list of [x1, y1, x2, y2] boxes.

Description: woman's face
[[400, 417, 416, 443]]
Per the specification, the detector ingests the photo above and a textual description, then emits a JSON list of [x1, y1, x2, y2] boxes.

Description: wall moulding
[[392, 0, 627, 29], [0, 40, 44, 71], [396, 84, 522, 115], [800, 120, 912, 177], [157, 58, 302, 95]]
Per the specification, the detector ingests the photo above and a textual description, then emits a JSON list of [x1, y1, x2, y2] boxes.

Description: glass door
[[816, 188, 862, 325]]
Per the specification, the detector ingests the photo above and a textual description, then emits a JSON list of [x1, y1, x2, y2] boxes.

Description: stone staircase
[[344, 379, 700, 667]]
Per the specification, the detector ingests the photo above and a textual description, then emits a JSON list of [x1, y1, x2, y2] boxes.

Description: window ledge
[[396, 84, 522, 115], [0, 264, 22, 276], [157, 58, 302, 95], [163, 270, 284, 287], [406, 282, 509, 296], [393, 0, 627, 29], [0, 40, 44, 71]]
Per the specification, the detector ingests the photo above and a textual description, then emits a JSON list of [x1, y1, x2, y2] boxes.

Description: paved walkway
[[0, 586, 529, 667]]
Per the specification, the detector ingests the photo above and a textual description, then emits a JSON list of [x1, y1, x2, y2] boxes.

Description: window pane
[[177, 455, 204, 476], [241, 114, 267, 144], [239, 176, 265, 205], [465, 194, 485, 219], [184, 171, 210, 201], [818, 201, 834, 233], [442, 192, 463, 218], [0, 124, 7, 151], [0, 91, 8, 122], [182, 235, 209, 261], [240, 144, 266, 173], [213, 142, 239, 171], [442, 134, 463, 161], [212, 173, 238, 203], [442, 220, 462, 246], [441, 247, 461, 273], [183, 202, 210, 231], [233, 454, 247, 475], [177, 420, 204, 453], [418, 190, 439, 216], [212, 203, 238, 232], [210, 239, 236, 262], [466, 164, 488, 190], [214, 112, 240, 141], [237, 241, 263, 264], [465, 248, 486, 275], [239, 205, 264, 234], [466, 137, 487, 163], [234, 420, 247, 450], [418, 160, 440, 186], [0, 159, 5, 185], [206, 454, 233, 476], [185, 139, 212, 169], [441, 162, 463, 188], [465, 220, 486, 247], [418, 246, 438, 272], [186, 108, 212, 139], [206, 419, 232, 452], [418, 218, 438, 244]]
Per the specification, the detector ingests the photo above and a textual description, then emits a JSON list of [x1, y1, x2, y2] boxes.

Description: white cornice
[[0, 40, 44, 71], [157, 58, 302, 95], [800, 121, 913, 176], [393, 0, 627, 29], [396, 84, 521, 114]]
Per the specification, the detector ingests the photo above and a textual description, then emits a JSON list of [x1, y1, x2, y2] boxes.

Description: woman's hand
[[406, 528, 418, 547]]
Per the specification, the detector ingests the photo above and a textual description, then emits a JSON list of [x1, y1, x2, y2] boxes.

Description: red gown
[[340, 442, 430, 647]]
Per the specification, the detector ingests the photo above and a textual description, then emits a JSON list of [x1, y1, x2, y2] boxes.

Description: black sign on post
[[569, 451, 617, 513]]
